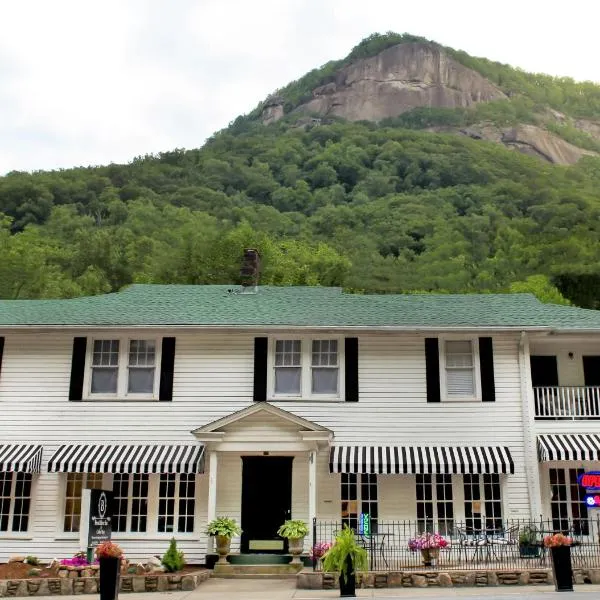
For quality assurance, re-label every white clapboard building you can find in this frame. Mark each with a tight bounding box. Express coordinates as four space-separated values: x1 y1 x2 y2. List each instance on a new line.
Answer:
2 273 600 562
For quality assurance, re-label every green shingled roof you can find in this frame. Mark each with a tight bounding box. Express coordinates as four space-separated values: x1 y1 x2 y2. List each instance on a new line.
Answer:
0 285 600 329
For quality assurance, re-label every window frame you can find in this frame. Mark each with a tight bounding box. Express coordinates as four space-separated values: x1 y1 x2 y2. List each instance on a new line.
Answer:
157 473 197 534
267 336 344 401
438 336 482 402
341 473 378 534
549 467 589 535
112 473 149 534
82 336 162 401
0 472 33 535
463 473 503 532
415 474 454 535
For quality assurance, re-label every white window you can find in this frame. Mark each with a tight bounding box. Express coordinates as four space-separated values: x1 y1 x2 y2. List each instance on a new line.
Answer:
63 473 103 532
549 468 588 535
0 472 32 533
86 338 159 399
270 337 342 399
341 473 378 533
157 474 196 533
416 474 454 535
440 339 481 401
463 474 502 532
112 474 149 533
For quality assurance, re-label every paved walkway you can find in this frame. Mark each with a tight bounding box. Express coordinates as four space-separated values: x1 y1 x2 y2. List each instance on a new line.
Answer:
35 580 600 599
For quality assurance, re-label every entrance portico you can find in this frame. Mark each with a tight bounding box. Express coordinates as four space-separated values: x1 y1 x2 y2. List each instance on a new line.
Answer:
191 403 333 554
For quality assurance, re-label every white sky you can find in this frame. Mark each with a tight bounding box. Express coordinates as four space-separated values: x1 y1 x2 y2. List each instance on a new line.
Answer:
1 0 599 174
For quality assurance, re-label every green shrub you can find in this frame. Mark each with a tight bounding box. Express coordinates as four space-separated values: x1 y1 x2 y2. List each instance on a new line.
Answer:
161 538 185 573
25 556 40 566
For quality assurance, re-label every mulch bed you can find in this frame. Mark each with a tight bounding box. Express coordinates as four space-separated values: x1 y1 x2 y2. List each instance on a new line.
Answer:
0 563 54 580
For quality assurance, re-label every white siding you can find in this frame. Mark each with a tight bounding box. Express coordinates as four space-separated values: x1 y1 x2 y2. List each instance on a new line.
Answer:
0 328 530 560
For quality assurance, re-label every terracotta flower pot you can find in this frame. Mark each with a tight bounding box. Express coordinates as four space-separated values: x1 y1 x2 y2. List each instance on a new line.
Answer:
215 535 231 564
288 536 304 563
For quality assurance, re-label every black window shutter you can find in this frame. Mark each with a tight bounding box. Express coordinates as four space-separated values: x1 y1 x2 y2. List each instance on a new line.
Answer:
159 337 176 401
345 337 359 402
69 337 87 401
425 338 441 403
253 337 268 402
479 336 496 402
0 337 4 379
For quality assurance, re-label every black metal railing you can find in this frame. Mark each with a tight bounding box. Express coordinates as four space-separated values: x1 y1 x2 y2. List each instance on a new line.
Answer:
311 517 600 571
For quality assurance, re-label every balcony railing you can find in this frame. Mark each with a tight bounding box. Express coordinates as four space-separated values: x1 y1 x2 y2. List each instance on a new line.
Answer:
534 386 600 419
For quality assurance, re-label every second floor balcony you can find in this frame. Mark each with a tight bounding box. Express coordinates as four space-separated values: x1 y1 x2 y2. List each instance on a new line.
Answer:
534 386 600 420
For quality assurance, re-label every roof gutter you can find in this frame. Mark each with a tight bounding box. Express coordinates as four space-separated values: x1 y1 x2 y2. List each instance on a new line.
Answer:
0 324 556 332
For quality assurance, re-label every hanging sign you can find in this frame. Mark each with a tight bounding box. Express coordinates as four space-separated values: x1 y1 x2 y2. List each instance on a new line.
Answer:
585 494 600 507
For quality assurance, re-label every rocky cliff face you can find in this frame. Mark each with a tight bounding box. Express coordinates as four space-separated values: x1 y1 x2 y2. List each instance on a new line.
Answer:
453 123 597 165
262 43 506 124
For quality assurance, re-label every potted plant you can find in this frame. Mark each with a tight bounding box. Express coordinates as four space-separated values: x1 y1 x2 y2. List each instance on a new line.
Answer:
310 541 333 567
206 517 242 564
95 541 124 600
519 525 540 558
322 524 368 598
544 533 574 592
408 532 449 567
277 519 309 563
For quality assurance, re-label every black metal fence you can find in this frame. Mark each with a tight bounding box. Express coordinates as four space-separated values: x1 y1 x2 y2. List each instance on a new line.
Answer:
311 518 600 571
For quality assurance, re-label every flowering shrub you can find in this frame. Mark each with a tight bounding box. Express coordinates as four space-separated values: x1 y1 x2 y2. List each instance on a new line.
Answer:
543 533 573 548
60 557 89 567
408 532 449 551
95 541 124 559
309 542 333 559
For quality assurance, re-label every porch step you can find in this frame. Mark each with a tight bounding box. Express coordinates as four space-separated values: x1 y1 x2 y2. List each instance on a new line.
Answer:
212 563 304 578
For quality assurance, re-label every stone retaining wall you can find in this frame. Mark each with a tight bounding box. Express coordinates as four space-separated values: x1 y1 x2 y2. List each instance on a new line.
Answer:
0 570 210 597
298 568 600 589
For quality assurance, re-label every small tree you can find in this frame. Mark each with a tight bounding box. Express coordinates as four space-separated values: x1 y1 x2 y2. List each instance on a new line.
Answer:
161 538 185 573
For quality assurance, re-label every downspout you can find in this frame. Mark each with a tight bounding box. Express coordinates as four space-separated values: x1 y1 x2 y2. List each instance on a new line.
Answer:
519 331 543 519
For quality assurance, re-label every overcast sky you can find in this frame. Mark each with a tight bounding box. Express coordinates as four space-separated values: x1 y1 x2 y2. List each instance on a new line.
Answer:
1 0 599 175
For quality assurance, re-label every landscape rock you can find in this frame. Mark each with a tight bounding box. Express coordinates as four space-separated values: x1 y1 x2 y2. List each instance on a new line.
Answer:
132 576 146 593
181 576 196 591
438 572 453 587
8 556 26 563
411 574 428 587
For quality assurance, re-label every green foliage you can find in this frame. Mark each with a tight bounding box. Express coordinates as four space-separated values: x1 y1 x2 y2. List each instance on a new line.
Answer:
322 525 368 583
161 538 185 572
25 556 40 566
206 517 242 538
277 520 309 539
546 122 600 153
519 526 538 545
509 275 570 305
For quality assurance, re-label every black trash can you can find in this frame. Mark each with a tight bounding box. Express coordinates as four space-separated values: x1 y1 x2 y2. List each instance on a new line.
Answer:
339 555 356 598
550 545 573 592
99 557 121 600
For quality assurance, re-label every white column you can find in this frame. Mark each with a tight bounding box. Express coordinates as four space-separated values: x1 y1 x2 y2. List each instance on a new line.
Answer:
519 332 543 519
207 451 218 552
308 450 317 547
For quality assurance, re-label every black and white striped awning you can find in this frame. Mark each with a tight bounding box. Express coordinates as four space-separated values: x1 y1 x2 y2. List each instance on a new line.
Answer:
329 445 514 475
0 445 43 473
537 434 600 462
47 444 205 474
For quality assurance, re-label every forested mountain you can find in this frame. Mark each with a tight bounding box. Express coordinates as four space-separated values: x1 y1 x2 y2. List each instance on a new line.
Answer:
2 33 600 306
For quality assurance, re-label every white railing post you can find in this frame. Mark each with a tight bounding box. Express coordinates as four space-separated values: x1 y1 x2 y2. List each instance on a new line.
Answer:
534 386 600 419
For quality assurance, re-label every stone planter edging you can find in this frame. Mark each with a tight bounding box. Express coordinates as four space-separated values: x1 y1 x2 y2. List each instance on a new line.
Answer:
0 570 210 597
298 567 600 589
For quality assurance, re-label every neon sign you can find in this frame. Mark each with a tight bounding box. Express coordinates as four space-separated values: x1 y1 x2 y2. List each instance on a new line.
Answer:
585 494 600 507
578 472 600 490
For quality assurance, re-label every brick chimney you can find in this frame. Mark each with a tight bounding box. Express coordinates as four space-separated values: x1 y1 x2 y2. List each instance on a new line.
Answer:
240 248 260 289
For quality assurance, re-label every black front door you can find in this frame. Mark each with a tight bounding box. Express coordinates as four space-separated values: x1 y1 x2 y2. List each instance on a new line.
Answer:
583 356 600 385
530 355 559 386
241 456 293 553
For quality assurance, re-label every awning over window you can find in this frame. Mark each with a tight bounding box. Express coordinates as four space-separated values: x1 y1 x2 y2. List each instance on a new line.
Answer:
47 444 205 474
0 444 43 473
329 445 514 475
537 434 600 462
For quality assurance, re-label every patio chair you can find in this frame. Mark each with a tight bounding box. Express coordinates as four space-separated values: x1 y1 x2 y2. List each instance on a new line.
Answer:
455 525 489 563
486 524 520 562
